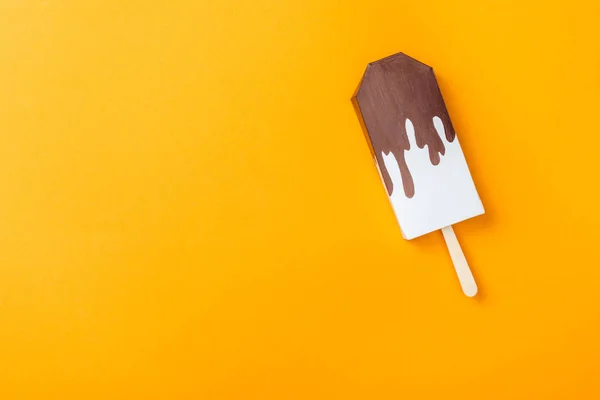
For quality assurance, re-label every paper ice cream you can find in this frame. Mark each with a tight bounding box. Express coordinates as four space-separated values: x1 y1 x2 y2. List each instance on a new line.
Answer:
352 52 484 296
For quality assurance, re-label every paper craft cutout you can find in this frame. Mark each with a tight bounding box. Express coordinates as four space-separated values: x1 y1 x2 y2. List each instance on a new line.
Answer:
352 52 484 296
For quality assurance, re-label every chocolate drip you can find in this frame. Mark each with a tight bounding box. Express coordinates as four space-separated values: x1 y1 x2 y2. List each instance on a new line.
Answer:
353 53 456 198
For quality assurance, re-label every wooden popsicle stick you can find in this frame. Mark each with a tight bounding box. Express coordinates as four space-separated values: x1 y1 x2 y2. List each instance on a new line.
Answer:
441 226 478 297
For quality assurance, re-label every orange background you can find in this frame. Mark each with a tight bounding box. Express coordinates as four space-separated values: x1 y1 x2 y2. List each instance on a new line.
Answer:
1 0 599 398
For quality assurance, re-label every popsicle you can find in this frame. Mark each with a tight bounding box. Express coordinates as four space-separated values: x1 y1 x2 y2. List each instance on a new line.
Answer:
352 52 484 297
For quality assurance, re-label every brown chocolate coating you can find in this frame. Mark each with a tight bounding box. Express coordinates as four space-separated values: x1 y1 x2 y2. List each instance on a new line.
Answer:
352 53 456 198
